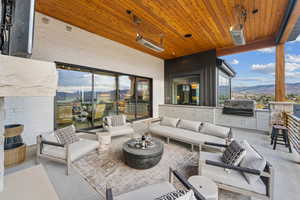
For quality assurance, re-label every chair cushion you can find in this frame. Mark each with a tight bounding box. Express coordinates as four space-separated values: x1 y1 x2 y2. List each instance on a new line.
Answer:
240 140 266 184
150 124 226 145
200 123 230 139
160 117 180 128
55 125 79 145
200 151 266 195
177 119 202 132
69 139 99 161
155 190 195 200
42 139 99 162
115 182 176 200
221 140 246 166
106 124 134 137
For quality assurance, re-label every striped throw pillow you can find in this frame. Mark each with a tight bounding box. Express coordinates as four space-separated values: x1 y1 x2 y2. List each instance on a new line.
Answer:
55 125 79 145
155 190 194 200
221 140 246 166
111 115 126 127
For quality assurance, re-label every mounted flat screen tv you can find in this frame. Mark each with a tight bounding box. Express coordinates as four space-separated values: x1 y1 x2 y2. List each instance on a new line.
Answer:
0 0 35 58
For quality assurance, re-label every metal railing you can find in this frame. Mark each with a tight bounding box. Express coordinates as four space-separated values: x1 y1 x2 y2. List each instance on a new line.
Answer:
284 112 300 154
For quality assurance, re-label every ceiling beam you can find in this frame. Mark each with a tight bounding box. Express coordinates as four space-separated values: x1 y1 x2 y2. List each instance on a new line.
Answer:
216 37 276 57
278 0 300 43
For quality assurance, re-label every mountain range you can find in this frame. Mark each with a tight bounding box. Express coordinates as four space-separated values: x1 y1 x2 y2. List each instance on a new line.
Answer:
233 82 300 95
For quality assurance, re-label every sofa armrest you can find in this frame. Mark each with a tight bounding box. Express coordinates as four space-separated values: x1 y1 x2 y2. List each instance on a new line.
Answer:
204 142 228 148
205 160 261 175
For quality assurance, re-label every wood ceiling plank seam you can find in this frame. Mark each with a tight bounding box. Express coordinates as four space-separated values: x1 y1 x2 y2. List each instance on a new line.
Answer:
194 0 228 47
201 0 232 46
263 0 271 38
246 0 255 41
125 0 192 51
214 0 236 44
267 0 276 36
182 0 222 47
272 1 289 39
171 0 214 49
36 3 169 58
82 0 184 57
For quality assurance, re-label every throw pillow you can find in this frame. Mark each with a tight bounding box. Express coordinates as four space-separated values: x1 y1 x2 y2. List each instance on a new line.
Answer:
177 119 202 132
155 190 194 200
240 140 266 184
160 116 180 128
111 115 126 127
55 125 79 145
221 140 246 166
200 123 230 139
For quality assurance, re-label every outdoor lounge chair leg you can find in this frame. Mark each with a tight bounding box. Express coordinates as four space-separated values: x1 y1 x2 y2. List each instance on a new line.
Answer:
166 137 170 144
191 144 194 152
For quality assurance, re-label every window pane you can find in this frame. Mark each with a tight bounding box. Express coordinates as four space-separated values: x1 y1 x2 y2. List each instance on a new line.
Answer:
118 75 136 120
218 70 231 105
136 78 151 118
172 76 200 105
93 72 117 126
56 69 93 129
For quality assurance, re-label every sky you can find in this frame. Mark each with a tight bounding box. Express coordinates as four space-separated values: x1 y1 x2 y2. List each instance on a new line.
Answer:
221 35 300 88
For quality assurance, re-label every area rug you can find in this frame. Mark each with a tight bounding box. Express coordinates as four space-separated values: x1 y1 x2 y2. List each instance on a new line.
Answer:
72 136 249 200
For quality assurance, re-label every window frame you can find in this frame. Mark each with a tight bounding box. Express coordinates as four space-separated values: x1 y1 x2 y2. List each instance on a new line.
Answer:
54 61 153 130
216 68 232 106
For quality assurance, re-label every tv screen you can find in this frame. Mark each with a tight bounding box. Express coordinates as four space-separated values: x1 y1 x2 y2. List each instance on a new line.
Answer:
0 0 35 58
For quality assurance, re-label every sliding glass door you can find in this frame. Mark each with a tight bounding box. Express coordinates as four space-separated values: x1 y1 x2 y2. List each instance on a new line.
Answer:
93 72 117 126
136 78 151 119
118 75 136 120
55 64 152 130
56 68 93 129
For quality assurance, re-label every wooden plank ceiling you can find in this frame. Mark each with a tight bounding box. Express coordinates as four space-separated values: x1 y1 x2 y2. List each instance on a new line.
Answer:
36 0 289 59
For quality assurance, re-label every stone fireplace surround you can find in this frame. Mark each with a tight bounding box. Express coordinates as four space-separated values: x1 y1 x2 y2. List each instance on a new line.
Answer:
0 55 57 192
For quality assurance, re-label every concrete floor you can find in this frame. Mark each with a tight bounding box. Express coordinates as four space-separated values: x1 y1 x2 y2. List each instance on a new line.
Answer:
4 128 300 200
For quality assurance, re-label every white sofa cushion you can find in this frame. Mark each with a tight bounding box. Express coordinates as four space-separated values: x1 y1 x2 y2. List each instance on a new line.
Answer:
240 140 266 184
160 117 180 128
106 124 134 137
199 151 266 195
115 182 176 200
200 123 230 139
150 124 226 145
177 119 202 132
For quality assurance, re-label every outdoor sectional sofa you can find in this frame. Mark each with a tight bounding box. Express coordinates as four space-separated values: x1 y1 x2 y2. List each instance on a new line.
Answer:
149 117 232 151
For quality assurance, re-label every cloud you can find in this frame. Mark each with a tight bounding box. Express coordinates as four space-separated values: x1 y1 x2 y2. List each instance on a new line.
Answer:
251 63 275 74
234 77 264 82
251 62 300 74
288 35 300 43
230 59 239 65
257 47 275 54
286 72 300 79
286 54 300 63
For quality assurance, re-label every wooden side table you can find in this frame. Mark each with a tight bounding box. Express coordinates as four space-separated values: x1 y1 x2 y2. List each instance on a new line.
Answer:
188 176 218 200
97 132 111 151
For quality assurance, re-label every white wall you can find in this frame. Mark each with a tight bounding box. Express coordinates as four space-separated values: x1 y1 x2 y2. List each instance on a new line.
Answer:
5 12 164 145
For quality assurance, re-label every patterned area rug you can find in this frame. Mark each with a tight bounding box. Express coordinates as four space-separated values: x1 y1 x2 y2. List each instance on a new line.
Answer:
72 136 249 200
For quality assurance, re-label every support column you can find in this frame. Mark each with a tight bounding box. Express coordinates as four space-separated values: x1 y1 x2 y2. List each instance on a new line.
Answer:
0 97 4 192
275 43 286 101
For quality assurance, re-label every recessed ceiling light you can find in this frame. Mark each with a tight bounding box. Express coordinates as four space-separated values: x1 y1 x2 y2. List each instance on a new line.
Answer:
126 10 132 15
184 34 192 38
252 9 258 14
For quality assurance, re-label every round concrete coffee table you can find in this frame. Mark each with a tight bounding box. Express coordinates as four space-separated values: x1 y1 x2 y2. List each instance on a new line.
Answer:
188 176 218 200
123 138 164 169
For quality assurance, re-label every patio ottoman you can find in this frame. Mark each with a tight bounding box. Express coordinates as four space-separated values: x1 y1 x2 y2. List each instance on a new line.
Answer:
188 176 218 200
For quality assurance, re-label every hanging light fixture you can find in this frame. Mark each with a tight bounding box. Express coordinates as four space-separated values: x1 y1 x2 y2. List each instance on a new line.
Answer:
230 5 247 46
